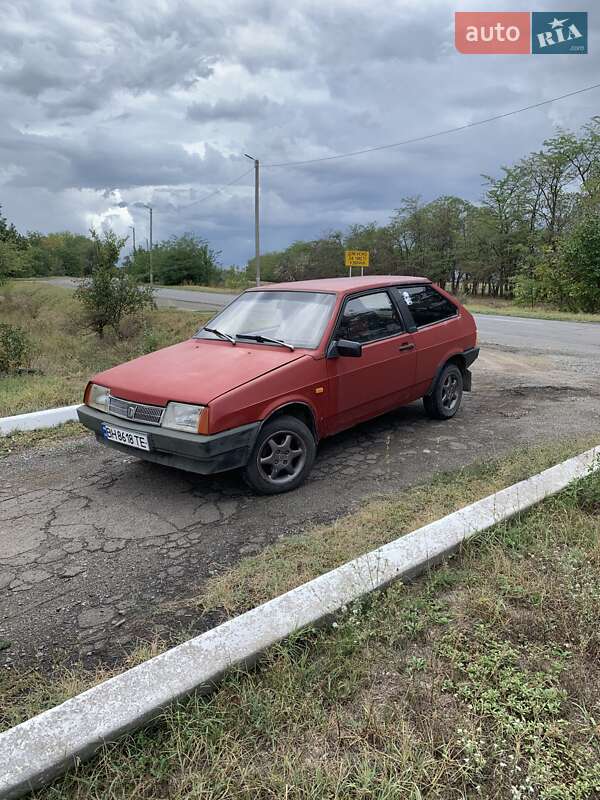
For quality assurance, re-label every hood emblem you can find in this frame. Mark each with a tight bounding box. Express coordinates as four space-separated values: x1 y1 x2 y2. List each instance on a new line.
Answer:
127 406 136 419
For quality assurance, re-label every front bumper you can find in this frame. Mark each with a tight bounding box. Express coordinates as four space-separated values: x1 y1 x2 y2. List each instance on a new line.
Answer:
77 406 261 475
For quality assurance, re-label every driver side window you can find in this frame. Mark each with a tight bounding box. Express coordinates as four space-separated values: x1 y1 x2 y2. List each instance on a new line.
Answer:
337 291 404 343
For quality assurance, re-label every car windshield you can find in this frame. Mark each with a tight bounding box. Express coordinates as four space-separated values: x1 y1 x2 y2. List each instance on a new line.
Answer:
194 290 336 349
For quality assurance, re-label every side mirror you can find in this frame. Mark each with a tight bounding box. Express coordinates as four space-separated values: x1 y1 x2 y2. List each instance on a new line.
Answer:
327 339 363 358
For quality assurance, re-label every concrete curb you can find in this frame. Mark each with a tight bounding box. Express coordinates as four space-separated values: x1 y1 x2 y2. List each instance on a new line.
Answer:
0 405 79 437
0 445 598 799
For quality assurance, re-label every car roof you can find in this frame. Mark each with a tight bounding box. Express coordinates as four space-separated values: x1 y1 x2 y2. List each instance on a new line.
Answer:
245 276 431 294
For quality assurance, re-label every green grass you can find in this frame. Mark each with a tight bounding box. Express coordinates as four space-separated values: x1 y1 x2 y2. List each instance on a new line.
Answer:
0 282 211 416
464 297 600 324
154 283 240 294
2 438 600 799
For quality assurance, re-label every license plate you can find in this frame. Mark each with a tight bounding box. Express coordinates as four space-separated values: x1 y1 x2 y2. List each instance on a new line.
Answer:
100 423 150 451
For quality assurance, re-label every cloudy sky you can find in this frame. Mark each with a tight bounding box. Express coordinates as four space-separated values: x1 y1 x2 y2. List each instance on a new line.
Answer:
0 0 598 265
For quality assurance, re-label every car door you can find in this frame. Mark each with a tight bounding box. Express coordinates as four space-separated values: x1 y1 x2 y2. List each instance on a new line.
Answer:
325 290 417 434
392 284 462 396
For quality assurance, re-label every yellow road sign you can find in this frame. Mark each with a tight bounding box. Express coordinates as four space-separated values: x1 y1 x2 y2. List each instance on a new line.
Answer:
344 250 369 268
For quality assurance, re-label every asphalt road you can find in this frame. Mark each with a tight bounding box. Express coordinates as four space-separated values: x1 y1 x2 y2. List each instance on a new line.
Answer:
42 277 235 310
475 313 600 357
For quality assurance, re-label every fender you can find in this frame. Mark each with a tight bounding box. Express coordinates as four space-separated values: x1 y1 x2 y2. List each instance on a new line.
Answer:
258 398 321 442
425 347 480 395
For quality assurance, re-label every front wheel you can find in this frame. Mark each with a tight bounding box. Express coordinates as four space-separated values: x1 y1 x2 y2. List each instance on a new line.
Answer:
243 415 316 494
423 363 463 420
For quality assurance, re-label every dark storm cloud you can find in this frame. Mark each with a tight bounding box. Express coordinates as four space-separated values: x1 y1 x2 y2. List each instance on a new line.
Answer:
0 0 598 264
0 63 68 97
0 124 245 192
187 95 276 122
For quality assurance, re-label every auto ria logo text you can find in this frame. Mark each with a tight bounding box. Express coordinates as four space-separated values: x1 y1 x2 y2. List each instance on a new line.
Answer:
455 11 588 55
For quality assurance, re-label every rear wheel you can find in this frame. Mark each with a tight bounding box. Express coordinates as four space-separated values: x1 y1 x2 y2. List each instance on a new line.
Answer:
243 415 316 494
423 363 463 420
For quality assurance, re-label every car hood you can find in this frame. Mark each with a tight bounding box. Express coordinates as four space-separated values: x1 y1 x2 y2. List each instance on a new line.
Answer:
92 339 308 406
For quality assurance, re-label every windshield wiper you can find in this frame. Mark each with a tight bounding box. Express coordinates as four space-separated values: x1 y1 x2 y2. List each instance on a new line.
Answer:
204 326 236 345
236 333 295 351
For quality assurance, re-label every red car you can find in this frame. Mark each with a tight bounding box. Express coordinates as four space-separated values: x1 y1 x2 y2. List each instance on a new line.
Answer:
78 277 478 494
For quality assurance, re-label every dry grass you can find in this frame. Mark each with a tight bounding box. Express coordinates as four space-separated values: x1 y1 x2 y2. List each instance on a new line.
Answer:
1 439 599 799
0 421 89 458
0 282 212 416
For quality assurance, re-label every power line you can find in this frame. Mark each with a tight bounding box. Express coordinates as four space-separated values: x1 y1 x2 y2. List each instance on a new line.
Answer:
163 81 600 228
178 166 254 210
264 82 600 168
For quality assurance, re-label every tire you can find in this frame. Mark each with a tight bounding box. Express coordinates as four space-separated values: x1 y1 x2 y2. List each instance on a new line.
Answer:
423 363 463 420
243 415 317 494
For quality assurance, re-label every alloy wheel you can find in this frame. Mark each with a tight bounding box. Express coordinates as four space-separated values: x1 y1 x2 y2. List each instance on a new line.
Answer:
441 373 460 410
257 430 307 485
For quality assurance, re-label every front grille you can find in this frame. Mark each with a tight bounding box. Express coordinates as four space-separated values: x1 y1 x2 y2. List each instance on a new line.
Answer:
108 396 164 426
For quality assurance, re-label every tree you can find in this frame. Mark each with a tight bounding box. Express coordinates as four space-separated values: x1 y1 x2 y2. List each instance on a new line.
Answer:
520 148 576 245
478 170 532 296
389 197 431 276
344 222 398 275
26 231 94 277
557 215 600 312
0 241 28 284
0 205 27 249
246 251 283 282
273 233 345 281
0 205 29 284
128 234 221 285
76 230 154 337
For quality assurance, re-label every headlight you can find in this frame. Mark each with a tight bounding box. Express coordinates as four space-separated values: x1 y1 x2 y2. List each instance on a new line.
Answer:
86 383 110 412
162 402 205 433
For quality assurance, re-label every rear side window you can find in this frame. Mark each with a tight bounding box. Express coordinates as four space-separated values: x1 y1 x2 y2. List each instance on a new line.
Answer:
395 285 457 327
337 291 404 343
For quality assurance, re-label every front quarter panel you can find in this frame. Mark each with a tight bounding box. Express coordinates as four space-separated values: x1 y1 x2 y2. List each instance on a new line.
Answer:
208 353 329 436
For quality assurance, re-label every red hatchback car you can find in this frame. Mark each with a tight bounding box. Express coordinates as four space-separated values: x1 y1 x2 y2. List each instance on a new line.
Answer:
78 277 478 494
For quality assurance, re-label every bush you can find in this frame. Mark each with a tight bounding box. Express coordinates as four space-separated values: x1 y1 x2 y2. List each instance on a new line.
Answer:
75 230 155 338
222 266 250 290
0 323 31 374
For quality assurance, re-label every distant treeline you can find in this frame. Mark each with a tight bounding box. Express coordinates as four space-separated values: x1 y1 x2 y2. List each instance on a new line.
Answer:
0 221 96 281
0 216 235 288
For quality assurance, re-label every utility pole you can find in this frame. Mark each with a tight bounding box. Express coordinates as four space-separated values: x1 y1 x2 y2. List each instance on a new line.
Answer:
244 154 260 286
129 225 136 254
143 204 153 287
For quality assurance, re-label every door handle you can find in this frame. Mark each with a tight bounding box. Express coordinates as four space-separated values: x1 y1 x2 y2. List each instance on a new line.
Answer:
398 342 415 352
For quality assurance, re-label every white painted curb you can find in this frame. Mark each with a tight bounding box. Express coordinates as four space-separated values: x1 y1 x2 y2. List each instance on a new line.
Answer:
0 445 598 799
0 405 79 436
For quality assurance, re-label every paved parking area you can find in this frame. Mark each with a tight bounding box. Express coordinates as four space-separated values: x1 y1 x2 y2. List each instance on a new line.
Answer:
2 337 600 668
